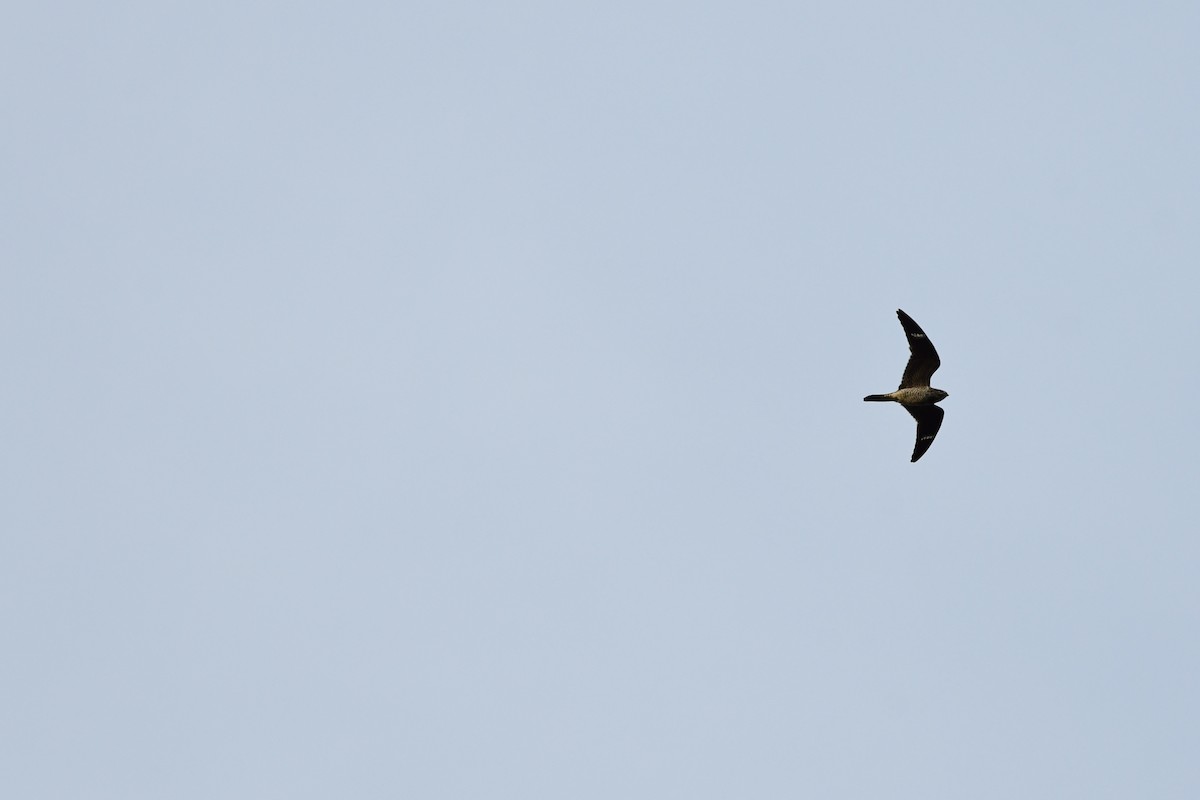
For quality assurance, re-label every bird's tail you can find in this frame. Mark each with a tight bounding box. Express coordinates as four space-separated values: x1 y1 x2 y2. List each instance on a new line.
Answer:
862 394 892 402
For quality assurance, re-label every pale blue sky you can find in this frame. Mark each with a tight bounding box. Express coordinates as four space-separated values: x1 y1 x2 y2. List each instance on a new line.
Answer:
4 2 1200 797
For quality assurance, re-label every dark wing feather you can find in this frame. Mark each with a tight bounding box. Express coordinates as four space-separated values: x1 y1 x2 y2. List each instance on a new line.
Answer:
905 404 944 462
896 309 941 389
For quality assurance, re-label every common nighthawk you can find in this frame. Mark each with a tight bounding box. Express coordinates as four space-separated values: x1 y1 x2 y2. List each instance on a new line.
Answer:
864 309 949 462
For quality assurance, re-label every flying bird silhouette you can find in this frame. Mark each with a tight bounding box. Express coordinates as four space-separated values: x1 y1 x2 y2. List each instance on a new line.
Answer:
863 309 949 462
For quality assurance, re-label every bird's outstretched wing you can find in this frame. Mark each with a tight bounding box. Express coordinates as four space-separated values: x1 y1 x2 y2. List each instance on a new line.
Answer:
896 309 941 389
905 404 944 462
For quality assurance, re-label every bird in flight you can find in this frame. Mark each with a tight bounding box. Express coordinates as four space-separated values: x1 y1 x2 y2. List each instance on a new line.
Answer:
863 309 949 462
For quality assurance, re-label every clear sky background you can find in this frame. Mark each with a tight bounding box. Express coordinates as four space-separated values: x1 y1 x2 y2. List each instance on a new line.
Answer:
4 2 1199 797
